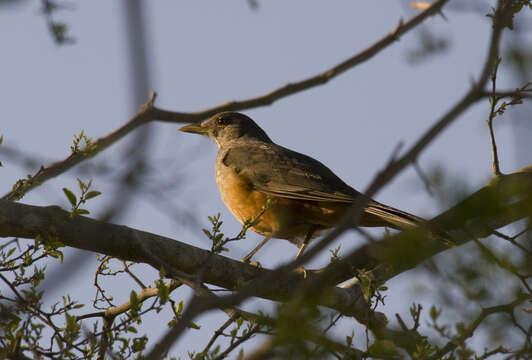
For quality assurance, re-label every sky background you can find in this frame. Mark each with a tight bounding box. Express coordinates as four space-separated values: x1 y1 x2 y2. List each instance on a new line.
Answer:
1 0 531 356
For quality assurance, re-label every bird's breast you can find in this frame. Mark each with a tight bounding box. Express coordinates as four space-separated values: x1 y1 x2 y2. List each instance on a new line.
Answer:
215 163 275 235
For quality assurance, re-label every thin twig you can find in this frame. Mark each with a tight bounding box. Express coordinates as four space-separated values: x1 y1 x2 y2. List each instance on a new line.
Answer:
493 229 532 256
201 315 239 355
487 58 503 176
429 295 531 360
414 160 434 195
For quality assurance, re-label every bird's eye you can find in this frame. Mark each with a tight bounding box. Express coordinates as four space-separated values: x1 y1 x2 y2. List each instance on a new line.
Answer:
216 117 231 126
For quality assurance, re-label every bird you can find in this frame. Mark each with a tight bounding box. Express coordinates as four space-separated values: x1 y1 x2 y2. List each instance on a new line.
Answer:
179 112 423 261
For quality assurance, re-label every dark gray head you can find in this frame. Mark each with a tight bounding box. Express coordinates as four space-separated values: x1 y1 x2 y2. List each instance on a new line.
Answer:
179 112 272 147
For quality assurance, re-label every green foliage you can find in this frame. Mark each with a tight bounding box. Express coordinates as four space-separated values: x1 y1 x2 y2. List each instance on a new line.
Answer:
41 0 76 45
156 280 170 305
204 213 226 253
131 335 148 353
329 244 341 263
190 315 267 360
10 173 38 201
70 130 96 155
0 237 88 359
205 197 276 255
368 339 399 358
167 300 200 330
62 178 101 217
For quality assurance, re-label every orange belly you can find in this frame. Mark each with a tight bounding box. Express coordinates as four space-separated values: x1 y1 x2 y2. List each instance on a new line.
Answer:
216 169 349 244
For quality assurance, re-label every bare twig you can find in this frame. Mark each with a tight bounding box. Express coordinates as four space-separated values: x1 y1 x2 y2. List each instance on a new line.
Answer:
414 160 434 195
429 295 531 360
201 315 239 356
487 58 503 176
493 229 532 256
121 260 147 289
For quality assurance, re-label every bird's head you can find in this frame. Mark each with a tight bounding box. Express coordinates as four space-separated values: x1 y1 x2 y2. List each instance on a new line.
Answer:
179 112 272 147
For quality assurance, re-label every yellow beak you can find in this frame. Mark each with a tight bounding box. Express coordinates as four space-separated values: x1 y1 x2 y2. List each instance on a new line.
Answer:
178 124 208 135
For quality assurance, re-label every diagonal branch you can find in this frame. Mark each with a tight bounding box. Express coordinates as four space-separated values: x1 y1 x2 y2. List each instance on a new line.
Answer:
429 295 532 360
2 0 448 202
323 166 532 287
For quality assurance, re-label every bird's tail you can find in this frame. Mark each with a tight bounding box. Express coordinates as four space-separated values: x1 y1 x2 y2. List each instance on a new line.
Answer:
362 200 424 231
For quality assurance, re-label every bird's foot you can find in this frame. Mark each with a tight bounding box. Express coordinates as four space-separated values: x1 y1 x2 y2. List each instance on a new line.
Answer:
248 260 262 268
295 266 307 279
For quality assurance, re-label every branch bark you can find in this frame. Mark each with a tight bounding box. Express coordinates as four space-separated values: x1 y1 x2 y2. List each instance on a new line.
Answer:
0 199 378 323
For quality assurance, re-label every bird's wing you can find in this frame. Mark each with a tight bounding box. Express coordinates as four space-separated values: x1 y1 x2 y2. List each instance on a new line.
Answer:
220 142 363 203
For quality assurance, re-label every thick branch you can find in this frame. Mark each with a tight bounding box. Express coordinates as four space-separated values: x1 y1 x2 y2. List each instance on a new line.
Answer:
322 166 532 286
0 199 375 322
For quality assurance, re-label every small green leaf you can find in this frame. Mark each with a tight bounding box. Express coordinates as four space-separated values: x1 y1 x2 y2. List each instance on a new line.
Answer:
130 290 139 313
176 300 184 314
77 178 86 191
7 247 16 257
126 326 138 333
63 188 77 206
368 339 399 358
346 333 353 347
85 191 101 200
429 305 441 320
236 316 244 328
48 250 64 263
187 321 200 330
157 281 169 304
74 208 90 215
132 336 148 353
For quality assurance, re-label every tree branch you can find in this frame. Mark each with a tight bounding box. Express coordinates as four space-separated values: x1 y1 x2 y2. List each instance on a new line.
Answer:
429 295 531 360
0 199 376 322
323 166 532 287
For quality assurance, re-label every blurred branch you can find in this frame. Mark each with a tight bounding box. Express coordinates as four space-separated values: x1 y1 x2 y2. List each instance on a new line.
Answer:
2 0 448 202
41 0 76 45
324 165 532 286
429 295 532 360
481 86 532 100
